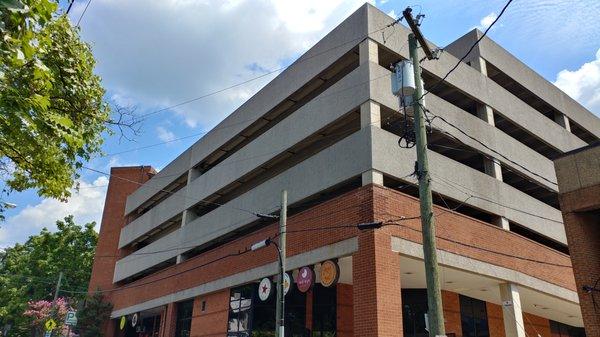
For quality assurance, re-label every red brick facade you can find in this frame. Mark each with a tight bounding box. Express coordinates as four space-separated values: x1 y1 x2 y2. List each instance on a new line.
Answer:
558 184 600 337
90 174 580 337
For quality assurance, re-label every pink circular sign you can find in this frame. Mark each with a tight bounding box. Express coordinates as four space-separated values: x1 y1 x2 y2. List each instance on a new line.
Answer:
296 267 314 293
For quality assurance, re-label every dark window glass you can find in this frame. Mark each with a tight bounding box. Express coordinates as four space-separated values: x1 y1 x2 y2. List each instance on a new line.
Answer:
175 300 194 337
402 289 429 337
550 320 586 337
459 295 489 337
312 284 336 337
228 284 254 337
227 282 307 337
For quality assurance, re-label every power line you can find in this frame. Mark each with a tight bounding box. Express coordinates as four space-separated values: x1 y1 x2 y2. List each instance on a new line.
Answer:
125 18 403 124
76 0 92 27
416 0 514 102
431 173 563 224
424 107 558 186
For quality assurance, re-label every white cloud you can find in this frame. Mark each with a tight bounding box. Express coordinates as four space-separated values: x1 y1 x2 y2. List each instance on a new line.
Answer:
0 176 109 248
477 12 497 30
553 48 600 116
156 126 177 142
70 0 371 129
387 10 397 19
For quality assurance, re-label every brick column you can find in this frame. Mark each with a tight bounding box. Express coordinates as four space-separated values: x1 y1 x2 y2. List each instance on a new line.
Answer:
352 229 402 337
161 302 178 337
337 284 354 337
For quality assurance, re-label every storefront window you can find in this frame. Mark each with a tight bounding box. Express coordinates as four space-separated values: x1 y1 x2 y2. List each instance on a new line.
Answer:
228 285 254 336
550 320 586 337
459 295 490 337
402 289 429 337
227 282 307 337
312 284 336 337
175 300 194 337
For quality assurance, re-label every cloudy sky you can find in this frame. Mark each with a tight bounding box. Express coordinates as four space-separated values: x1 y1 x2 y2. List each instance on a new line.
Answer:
1 0 599 247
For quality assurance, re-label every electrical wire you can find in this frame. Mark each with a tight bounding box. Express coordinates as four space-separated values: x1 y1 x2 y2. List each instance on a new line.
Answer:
423 106 558 186
431 172 563 224
415 0 514 102
127 17 404 123
75 0 92 27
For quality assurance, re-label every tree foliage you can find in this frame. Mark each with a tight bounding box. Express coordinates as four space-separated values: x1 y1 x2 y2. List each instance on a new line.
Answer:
0 0 129 207
76 292 113 337
0 216 98 337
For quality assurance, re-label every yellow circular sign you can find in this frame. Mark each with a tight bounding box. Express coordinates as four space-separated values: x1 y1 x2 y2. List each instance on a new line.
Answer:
320 260 339 287
45 319 57 331
119 316 126 330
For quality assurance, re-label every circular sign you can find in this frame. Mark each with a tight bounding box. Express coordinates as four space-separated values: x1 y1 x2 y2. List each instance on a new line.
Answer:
283 273 291 295
258 277 272 301
320 260 340 287
119 316 126 330
131 313 138 328
45 319 57 331
296 267 314 293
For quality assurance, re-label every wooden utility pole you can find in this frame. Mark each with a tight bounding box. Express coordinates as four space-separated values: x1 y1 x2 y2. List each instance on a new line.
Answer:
403 7 446 337
275 190 287 337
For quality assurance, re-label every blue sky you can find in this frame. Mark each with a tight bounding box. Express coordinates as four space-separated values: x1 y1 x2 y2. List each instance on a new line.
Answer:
1 0 599 247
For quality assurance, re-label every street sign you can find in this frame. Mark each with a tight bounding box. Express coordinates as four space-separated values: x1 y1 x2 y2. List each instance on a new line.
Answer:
44 331 51 337
44 319 57 331
119 316 126 330
65 310 77 326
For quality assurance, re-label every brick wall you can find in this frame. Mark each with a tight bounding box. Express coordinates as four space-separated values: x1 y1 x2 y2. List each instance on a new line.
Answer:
559 183 600 337
189 290 230 337
337 283 354 337
86 166 155 337
442 290 463 336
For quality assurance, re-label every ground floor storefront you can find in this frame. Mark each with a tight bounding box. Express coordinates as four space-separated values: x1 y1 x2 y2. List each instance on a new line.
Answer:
110 256 585 337
102 185 586 337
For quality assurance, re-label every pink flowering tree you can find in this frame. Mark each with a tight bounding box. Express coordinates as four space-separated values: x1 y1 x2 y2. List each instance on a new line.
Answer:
23 297 75 336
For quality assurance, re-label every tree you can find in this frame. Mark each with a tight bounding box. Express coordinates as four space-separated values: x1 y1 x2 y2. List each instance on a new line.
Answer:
76 292 113 337
24 298 75 337
0 216 98 337
0 0 138 213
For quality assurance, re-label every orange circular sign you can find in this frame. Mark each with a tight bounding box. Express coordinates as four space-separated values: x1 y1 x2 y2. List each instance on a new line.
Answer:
320 260 339 287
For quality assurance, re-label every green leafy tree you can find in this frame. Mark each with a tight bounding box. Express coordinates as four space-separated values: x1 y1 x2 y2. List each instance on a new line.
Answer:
76 292 113 337
0 0 137 213
0 216 98 337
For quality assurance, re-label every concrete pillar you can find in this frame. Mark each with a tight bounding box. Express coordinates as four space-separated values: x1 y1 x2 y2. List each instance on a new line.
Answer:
353 230 403 337
554 112 571 132
359 38 378 65
362 170 384 186
360 100 381 128
499 283 526 337
477 104 495 126
484 157 503 181
471 56 488 76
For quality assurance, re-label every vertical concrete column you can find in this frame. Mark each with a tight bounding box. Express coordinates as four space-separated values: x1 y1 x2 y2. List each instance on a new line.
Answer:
471 56 488 76
360 100 384 186
499 283 526 337
476 102 509 230
352 229 403 337
359 38 378 65
554 112 572 132
178 168 201 264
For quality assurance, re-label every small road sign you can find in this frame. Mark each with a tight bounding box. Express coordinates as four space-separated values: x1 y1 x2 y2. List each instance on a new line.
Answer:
44 319 57 331
44 331 51 337
65 310 77 326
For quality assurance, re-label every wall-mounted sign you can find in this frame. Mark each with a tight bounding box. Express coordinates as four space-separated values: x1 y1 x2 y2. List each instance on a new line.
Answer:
283 273 291 295
119 316 126 330
296 266 314 293
258 277 273 301
131 313 138 328
320 260 339 287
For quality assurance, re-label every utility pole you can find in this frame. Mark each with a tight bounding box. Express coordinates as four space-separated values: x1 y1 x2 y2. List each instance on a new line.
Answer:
53 272 63 303
403 7 446 337
275 190 287 337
